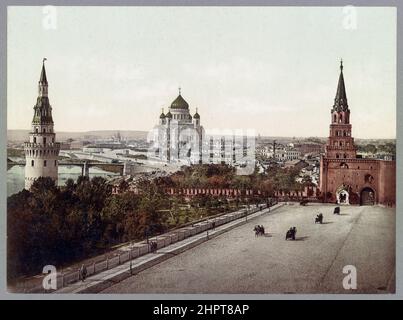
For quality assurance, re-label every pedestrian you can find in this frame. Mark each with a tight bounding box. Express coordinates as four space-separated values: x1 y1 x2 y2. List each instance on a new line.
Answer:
80 264 87 282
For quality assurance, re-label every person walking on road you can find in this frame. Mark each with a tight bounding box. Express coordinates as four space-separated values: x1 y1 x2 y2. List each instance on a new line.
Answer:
80 264 87 282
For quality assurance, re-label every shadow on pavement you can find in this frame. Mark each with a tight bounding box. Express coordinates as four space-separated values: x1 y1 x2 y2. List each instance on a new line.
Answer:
295 236 309 241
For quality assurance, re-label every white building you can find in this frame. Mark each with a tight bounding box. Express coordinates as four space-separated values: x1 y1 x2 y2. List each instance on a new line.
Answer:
152 90 204 164
24 59 60 189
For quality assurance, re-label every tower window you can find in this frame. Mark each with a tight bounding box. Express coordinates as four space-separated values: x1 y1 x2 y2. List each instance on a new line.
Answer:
340 162 349 169
43 137 46 144
31 160 34 167
44 160 47 167
54 160 57 166
35 128 38 133
33 137 36 143
43 128 46 133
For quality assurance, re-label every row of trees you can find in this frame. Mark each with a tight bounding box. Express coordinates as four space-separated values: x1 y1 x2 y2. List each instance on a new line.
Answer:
7 177 169 280
155 163 305 193
357 142 396 155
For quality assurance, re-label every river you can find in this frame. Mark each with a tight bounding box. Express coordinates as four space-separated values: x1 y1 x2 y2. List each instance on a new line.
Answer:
7 165 120 197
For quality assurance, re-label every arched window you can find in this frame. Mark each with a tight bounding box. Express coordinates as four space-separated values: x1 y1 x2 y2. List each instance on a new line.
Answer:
44 160 47 167
333 114 337 123
343 154 347 158
33 137 36 143
43 137 46 144
43 128 46 133
35 127 38 133
31 160 34 167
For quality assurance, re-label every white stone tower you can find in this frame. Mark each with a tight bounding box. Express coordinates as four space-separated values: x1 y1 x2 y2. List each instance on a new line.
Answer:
24 58 60 189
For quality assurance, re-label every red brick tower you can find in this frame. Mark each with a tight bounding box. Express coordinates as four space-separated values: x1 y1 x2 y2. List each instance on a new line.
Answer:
325 60 357 159
319 60 395 206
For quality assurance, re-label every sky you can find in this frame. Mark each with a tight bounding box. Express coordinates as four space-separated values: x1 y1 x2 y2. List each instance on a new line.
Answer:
7 6 396 139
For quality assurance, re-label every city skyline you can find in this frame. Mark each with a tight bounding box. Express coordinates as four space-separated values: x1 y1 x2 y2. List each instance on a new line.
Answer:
7 6 396 139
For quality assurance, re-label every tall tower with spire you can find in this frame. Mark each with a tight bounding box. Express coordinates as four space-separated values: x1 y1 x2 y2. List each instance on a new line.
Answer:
24 59 60 189
319 60 395 206
325 60 357 160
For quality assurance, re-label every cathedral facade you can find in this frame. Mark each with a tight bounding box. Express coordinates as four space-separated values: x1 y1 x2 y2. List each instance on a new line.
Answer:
319 61 395 206
153 90 204 164
24 59 60 189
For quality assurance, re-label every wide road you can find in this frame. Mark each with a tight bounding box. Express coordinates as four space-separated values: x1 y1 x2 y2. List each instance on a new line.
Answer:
103 204 395 294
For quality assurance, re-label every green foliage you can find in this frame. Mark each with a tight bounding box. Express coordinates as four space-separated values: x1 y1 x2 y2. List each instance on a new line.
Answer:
377 142 396 155
7 176 168 280
157 163 302 194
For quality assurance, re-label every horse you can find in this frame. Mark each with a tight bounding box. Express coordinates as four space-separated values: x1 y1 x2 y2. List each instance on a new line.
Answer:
253 225 265 237
285 227 296 240
315 213 323 224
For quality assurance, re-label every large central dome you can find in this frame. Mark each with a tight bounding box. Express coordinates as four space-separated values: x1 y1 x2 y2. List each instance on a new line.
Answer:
170 94 189 109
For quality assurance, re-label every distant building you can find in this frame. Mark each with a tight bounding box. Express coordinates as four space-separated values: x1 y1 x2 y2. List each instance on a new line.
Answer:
259 145 300 161
69 140 84 150
151 90 254 171
319 61 395 206
24 59 60 189
152 89 204 164
294 143 324 155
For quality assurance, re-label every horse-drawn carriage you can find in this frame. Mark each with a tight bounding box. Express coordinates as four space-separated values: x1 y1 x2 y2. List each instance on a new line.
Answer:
285 227 297 240
253 225 265 237
315 213 323 224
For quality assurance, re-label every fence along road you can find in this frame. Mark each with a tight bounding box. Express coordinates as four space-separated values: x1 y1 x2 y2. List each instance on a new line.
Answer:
55 202 284 293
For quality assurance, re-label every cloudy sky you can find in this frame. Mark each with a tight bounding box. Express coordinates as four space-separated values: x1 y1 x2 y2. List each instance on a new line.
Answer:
7 6 396 138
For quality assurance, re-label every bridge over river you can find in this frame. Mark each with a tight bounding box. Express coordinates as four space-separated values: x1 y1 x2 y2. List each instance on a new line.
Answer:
8 159 130 176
